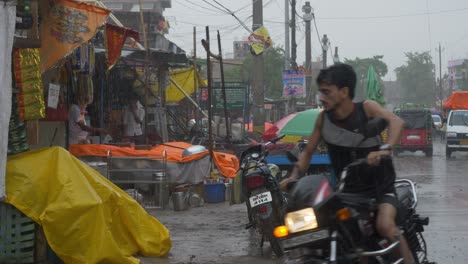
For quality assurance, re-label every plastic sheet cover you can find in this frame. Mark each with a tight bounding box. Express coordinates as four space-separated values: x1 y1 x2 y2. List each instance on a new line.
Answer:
5 147 171 263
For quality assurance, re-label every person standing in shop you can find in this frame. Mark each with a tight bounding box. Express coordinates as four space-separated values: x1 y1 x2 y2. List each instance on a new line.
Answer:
68 95 107 144
122 93 145 145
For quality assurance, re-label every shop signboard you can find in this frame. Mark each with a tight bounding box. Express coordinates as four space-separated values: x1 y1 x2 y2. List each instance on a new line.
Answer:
200 83 247 110
282 70 305 98
213 86 246 110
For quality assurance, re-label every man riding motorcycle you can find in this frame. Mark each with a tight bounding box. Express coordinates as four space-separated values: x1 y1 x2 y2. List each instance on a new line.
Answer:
280 63 414 264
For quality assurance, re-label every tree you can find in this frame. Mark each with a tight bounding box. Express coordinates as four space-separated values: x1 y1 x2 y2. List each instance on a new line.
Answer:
224 46 285 100
395 52 434 106
344 56 388 101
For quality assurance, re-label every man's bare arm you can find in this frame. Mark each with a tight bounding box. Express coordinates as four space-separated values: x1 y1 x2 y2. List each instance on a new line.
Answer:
292 111 324 179
363 100 404 148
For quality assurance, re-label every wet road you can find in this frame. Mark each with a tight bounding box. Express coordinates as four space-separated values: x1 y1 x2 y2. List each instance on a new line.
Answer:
395 140 468 264
141 139 468 264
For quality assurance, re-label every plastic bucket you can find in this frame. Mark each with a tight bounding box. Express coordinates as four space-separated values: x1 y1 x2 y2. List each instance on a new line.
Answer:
204 183 226 203
172 192 189 211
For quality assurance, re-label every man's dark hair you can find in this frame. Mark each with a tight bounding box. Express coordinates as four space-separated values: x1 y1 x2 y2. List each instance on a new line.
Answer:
316 63 357 99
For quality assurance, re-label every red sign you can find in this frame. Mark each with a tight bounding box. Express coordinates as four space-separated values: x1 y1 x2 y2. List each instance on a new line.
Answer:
105 23 139 70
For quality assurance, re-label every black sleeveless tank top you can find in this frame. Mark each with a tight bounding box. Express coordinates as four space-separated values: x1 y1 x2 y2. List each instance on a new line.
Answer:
321 102 395 194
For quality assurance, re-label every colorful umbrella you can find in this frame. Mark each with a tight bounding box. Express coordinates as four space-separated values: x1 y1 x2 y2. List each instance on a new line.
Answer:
262 109 322 141
245 122 274 132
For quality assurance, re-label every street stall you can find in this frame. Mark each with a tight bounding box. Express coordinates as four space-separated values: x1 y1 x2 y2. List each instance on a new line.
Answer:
1 0 183 263
69 142 240 207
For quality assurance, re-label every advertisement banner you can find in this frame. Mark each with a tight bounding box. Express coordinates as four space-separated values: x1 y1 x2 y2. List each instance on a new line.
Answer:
39 0 110 72
282 70 306 98
248 26 272 55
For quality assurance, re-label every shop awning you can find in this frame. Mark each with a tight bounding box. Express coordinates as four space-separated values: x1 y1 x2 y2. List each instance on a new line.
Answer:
96 33 187 65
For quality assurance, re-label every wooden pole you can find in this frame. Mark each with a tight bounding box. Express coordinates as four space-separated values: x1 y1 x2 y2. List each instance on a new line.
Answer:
193 26 198 128
205 27 213 158
138 0 150 144
217 30 231 143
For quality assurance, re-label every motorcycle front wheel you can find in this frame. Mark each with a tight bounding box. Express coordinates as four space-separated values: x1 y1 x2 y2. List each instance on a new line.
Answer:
268 233 284 257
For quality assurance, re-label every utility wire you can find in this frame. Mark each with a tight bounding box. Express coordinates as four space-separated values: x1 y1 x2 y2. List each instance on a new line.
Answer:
200 0 230 14
318 7 468 20
210 0 253 33
181 0 226 15
313 16 324 51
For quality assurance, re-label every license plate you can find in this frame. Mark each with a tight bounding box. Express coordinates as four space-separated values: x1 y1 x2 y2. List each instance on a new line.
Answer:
407 135 421 140
282 229 328 249
461 141 468 145
249 191 272 207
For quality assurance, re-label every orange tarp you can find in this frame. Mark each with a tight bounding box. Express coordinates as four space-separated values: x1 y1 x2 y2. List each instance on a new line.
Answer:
69 142 239 178
443 91 468 110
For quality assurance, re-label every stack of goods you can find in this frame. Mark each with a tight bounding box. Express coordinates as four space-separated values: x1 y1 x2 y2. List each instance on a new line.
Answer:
13 48 45 120
8 95 29 155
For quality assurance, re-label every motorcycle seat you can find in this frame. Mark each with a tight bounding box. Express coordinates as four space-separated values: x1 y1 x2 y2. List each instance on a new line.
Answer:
395 185 414 209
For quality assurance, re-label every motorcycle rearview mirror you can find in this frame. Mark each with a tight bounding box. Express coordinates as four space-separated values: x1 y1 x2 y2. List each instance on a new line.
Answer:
362 118 388 138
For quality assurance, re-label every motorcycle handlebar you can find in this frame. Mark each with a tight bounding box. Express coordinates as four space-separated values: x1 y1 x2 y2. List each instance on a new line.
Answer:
265 134 285 146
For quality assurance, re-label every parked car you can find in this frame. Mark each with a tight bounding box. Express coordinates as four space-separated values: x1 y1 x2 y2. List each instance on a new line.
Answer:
432 114 442 129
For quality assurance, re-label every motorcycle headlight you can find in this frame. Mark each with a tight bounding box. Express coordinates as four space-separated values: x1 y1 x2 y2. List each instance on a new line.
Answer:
446 132 457 138
285 208 318 233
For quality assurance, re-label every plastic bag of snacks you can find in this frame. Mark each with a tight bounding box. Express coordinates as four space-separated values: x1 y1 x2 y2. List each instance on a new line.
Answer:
13 48 45 120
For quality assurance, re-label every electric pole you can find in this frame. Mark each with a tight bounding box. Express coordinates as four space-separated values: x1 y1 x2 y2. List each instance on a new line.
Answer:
291 0 297 70
289 0 297 114
438 43 443 110
252 0 265 133
333 46 340 64
284 0 290 69
302 2 313 107
321 34 329 68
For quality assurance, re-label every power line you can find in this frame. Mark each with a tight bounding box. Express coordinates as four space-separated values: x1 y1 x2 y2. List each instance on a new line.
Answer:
318 7 468 20
180 0 227 15
200 0 230 14
313 16 324 51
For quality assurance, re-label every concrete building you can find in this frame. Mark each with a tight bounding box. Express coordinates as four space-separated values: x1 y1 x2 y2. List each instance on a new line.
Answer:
233 41 250 60
101 0 180 52
447 59 468 92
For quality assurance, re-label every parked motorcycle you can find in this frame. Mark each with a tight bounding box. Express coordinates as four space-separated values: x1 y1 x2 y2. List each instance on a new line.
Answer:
238 134 288 257
274 119 434 264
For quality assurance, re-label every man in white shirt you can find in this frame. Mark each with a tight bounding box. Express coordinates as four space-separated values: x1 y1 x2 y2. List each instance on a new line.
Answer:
68 95 106 144
123 94 145 144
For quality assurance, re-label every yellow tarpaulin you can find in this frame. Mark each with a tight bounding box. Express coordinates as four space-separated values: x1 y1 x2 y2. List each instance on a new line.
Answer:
166 67 206 103
5 147 171 264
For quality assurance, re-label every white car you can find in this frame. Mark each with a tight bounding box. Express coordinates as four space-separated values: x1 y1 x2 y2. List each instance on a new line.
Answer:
432 115 442 129
446 110 468 158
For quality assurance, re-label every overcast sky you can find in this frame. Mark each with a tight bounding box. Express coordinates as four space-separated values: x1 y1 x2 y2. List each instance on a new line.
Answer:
164 0 468 80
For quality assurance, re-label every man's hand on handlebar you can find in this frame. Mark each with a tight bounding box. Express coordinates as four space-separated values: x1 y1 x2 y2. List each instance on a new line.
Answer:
280 177 296 192
280 163 303 191
367 150 391 166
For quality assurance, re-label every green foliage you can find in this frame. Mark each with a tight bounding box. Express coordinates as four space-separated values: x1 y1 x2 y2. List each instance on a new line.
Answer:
344 56 388 101
395 52 434 106
223 46 285 99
